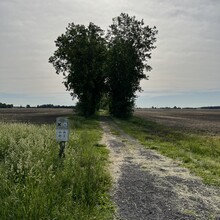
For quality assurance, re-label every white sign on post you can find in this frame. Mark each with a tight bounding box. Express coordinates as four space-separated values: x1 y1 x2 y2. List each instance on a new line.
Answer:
56 117 69 142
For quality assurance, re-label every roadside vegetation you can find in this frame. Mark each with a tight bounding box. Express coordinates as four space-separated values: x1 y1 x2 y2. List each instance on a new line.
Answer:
114 116 220 186
0 116 113 219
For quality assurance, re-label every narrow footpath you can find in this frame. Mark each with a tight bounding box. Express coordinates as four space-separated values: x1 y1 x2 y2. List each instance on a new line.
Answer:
100 116 220 220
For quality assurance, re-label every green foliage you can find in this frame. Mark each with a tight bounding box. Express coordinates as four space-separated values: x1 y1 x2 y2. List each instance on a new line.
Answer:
49 23 107 117
114 116 220 186
106 13 158 118
99 94 110 111
0 102 13 108
49 13 158 118
0 117 113 219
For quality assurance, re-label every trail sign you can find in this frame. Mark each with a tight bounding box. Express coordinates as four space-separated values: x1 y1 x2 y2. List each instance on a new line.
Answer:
56 117 69 142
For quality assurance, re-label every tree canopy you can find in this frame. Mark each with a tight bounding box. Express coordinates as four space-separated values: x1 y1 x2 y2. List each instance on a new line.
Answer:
49 13 158 117
106 13 158 117
49 22 107 116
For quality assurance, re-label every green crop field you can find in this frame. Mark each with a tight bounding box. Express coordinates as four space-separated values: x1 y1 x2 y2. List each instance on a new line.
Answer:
0 112 113 219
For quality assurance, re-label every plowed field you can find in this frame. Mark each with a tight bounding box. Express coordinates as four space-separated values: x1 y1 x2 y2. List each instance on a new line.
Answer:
135 109 220 135
0 108 73 124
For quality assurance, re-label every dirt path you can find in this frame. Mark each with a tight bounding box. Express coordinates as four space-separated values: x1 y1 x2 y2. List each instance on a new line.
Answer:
100 116 220 220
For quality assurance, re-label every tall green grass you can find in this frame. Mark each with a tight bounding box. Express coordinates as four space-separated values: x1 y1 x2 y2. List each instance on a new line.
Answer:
0 116 113 219
114 116 220 186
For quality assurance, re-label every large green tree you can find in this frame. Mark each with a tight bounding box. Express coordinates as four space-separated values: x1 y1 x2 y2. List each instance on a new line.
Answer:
106 13 158 118
49 22 107 116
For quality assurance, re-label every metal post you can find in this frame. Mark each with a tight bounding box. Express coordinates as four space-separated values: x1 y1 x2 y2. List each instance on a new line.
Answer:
59 141 66 158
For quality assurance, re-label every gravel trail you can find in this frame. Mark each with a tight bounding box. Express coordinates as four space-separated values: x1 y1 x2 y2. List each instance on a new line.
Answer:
100 116 220 220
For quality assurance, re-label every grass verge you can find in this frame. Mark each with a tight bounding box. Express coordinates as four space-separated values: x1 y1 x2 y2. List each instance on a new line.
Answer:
0 115 113 219
113 116 220 186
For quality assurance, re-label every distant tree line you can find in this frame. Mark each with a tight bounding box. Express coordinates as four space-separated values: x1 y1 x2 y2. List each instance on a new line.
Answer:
139 106 220 110
200 106 220 109
49 13 158 118
36 104 74 109
0 102 13 108
0 103 74 109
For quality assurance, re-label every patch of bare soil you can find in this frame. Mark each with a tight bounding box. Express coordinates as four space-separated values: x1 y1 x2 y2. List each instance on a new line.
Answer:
0 108 74 124
100 116 220 220
134 109 220 135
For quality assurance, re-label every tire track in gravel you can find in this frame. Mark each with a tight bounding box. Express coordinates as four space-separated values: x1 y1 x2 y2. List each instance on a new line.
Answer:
100 116 220 220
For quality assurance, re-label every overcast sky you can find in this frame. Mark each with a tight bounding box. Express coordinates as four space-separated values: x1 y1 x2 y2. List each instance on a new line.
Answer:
0 0 219 107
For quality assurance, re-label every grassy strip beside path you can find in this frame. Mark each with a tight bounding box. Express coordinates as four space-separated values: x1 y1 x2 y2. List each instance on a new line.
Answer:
0 116 113 219
114 116 220 187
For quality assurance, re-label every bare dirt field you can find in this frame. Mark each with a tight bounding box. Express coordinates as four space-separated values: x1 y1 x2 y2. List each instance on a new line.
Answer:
0 108 74 124
134 109 220 135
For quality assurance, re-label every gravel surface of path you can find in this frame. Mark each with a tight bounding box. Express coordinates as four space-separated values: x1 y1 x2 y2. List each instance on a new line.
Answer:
100 116 220 220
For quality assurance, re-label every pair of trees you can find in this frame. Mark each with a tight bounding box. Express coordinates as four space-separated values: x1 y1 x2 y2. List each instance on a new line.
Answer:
49 13 158 118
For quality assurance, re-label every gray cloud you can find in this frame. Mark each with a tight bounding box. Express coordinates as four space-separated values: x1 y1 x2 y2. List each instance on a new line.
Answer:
0 0 219 106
